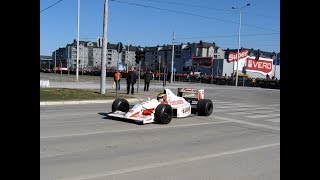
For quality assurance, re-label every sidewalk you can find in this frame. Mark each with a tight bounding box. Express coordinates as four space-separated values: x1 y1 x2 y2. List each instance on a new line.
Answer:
40 88 161 106
40 98 141 106
40 72 217 106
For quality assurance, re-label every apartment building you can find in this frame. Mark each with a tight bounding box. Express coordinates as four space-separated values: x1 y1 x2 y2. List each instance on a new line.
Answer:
142 41 225 74
52 40 140 71
50 40 279 79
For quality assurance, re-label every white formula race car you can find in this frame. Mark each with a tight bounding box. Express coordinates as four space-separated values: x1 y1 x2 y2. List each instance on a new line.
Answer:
107 88 213 124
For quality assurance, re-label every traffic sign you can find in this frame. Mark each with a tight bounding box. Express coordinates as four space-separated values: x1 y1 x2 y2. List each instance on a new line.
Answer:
173 68 176 73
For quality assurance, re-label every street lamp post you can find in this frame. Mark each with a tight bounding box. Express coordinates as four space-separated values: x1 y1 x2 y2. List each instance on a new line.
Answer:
232 3 250 87
272 52 278 78
170 31 175 84
158 55 161 83
76 0 80 82
54 50 56 74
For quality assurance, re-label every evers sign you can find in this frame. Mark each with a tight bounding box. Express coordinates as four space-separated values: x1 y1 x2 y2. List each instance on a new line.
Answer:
246 57 273 75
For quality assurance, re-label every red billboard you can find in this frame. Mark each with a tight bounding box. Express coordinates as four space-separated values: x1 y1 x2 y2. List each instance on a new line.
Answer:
228 49 249 62
246 57 273 75
192 57 213 67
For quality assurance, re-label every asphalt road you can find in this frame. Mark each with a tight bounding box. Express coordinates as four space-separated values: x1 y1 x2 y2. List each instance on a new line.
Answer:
40 72 280 180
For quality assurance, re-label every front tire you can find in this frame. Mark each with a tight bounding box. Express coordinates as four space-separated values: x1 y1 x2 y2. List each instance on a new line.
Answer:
197 99 213 116
112 98 129 112
154 104 173 124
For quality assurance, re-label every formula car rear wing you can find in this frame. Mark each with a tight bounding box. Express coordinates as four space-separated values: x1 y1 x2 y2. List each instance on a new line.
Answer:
177 88 204 101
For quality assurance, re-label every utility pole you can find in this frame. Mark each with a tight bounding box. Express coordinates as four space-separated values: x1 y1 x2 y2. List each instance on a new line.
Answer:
163 66 166 87
233 3 250 86
67 46 70 75
76 0 80 82
170 31 175 83
158 55 161 83
235 9 241 87
211 63 214 84
116 52 120 97
100 0 108 94
274 52 278 78
54 50 56 74
60 61 62 82
216 59 219 76
127 40 130 73
82 51 84 75
137 60 141 93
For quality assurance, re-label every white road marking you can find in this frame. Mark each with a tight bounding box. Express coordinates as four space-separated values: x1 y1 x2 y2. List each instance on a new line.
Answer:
266 104 280 107
214 105 239 109
251 107 275 110
40 148 91 159
234 105 261 108
265 118 280 123
40 122 108 128
252 110 277 114
214 108 253 112
40 121 231 140
62 143 280 180
214 116 280 131
212 101 234 104
246 114 280 119
226 112 250 115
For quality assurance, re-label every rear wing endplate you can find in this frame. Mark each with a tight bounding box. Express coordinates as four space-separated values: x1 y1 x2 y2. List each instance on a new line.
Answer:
177 88 204 100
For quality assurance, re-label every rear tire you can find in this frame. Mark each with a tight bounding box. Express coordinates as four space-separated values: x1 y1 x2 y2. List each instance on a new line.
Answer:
154 104 173 124
197 99 213 116
112 98 129 112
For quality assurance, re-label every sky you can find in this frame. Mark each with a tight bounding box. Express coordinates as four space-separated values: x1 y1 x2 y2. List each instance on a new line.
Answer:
40 0 280 56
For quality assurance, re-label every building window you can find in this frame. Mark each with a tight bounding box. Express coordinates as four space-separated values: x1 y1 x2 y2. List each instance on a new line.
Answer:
108 62 111 64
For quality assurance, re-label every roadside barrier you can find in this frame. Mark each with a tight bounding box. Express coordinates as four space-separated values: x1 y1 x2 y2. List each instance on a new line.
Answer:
40 80 50 87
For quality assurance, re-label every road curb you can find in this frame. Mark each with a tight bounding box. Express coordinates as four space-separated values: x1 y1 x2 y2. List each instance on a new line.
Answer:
40 98 141 106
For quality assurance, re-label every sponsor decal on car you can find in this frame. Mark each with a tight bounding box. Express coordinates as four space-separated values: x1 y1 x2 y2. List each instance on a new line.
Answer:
182 106 191 113
171 99 184 106
180 88 199 93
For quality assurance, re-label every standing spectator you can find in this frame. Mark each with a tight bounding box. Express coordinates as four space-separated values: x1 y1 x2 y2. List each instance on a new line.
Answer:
144 70 152 91
126 67 137 95
266 74 270 80
114 70 121 90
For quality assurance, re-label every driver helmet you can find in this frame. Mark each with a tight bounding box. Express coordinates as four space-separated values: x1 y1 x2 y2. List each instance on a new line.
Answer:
157 93 167 101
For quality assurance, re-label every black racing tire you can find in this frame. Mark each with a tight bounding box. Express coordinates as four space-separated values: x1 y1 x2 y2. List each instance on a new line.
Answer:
112 98 129 112
197 99 213 116
154 104 173 124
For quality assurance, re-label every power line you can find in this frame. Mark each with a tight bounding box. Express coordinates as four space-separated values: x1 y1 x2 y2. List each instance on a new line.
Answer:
176 33 280 40
111 0 279 32
141 0 278 19
40 0 64 13
142 0 234 13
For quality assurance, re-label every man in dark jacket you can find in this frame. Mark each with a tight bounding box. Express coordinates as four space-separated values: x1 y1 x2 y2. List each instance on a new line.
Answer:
126 67 137 95
144 71 152 91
